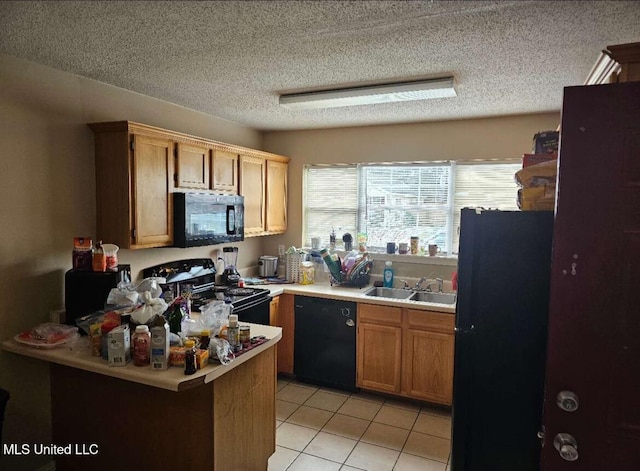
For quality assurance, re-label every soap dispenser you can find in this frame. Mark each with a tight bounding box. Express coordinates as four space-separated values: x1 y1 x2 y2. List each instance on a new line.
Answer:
383 261 394 288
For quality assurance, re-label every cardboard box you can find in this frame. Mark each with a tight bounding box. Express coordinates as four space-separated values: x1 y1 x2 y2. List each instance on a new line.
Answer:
518 187 556 211
522 153 557 168
169 346 209 369
532 131 559 154
107 324 130 367
150 323 170 371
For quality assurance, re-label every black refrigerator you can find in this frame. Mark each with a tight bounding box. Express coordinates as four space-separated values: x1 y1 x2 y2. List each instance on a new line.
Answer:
451 208 554 471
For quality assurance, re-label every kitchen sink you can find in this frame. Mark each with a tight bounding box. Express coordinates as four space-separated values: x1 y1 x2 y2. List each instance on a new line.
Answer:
410 291 457 305
362 287 414 300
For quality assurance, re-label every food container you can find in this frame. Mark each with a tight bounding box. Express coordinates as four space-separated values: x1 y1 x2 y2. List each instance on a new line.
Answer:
258 256 278 277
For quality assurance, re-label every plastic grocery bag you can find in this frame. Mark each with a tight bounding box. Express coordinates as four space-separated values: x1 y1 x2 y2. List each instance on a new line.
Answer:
106 277 166 306
188 301 232 337
130 291 168 326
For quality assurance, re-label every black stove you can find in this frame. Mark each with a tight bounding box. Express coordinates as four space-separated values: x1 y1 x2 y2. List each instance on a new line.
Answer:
142 258 271 324
190 285 270 313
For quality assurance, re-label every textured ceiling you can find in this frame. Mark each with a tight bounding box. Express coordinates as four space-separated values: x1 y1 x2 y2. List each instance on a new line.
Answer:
1 1 639 131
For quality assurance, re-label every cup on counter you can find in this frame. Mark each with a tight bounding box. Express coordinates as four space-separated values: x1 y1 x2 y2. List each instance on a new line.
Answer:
428 244 439 256
410 237 420 255
386 242 398 254
398 242 409 254
311 237 321 250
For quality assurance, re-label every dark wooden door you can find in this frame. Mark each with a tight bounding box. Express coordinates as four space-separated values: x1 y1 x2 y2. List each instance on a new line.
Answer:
541 82 640 469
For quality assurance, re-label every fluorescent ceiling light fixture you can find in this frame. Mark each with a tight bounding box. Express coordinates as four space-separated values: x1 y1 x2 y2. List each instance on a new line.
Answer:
279 77 456 110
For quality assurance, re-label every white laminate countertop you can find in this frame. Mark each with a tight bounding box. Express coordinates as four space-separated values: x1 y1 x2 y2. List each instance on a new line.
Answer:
2 323 282 392
260 282 456 314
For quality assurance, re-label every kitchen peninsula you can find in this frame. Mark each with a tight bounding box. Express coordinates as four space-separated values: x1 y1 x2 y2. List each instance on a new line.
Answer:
2 323 282 471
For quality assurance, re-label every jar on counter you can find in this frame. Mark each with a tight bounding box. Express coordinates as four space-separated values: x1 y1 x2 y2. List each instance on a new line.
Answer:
132 325 151 367
239 325 251 350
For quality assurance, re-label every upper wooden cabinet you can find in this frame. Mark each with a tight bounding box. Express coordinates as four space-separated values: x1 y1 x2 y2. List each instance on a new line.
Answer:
240 153 289 237
240 154 266 236
266 159 288 233
175 142 210 190
89 121 289 248
212 149 239 194
89 122 175 249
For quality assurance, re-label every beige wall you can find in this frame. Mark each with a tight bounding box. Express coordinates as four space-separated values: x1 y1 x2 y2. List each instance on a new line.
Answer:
0 53 266 471
262 112 560 278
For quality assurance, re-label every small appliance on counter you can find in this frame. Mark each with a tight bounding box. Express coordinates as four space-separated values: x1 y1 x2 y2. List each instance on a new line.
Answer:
64 265 131 326
219 247 240 286
258 256 278 278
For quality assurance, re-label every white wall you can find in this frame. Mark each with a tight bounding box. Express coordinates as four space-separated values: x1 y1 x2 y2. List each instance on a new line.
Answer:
0 53 265 471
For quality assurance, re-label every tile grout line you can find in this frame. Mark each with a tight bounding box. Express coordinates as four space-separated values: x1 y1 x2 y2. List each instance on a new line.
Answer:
276 378 452 470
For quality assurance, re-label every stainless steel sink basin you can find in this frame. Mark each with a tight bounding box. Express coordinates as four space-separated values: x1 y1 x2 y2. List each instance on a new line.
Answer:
410 291 457 304
362 287 414 299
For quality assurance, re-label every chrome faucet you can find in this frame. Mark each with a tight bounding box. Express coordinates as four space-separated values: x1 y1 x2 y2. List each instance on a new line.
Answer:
424 278 444 293
415 277 428 290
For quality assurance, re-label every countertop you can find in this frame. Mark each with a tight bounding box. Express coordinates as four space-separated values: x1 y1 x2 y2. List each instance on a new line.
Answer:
2 323 282 392
260 281 456 314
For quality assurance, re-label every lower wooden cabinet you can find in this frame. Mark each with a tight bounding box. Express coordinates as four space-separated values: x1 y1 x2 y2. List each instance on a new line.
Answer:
356 303 455 405
270 293 294 375
357 304 402 393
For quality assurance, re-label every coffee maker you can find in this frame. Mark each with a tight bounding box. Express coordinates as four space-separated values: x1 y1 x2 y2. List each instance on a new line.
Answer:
219 247 240 286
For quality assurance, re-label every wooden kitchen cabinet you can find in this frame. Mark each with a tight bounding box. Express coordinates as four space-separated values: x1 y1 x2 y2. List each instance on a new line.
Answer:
403 310 455 405
356 303 455 405
89 121 175 249
175 142 210 190
357 304 402 393
240 154 266 235
212 149 238 194
266 159 288 233
90 121 289 247
271 293 295 375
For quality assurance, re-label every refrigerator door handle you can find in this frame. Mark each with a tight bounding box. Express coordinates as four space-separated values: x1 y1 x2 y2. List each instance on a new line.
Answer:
454 324 475 334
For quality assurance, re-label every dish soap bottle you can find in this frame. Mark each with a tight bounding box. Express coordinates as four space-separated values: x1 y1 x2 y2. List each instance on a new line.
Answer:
383 261 394 288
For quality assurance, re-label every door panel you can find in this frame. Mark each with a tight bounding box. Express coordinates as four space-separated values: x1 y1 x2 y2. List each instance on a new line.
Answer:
542 82 640 470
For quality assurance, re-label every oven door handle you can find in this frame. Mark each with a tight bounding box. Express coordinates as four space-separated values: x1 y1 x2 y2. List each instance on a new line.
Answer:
232 294 270 313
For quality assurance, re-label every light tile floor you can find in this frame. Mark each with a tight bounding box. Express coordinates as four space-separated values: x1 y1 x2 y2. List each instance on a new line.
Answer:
270 377 452 471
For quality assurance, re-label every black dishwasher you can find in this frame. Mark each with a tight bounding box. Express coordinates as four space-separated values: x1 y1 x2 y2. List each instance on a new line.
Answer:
294 295 359 392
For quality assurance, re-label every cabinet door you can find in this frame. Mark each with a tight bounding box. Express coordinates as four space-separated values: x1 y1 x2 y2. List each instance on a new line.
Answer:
265 159 288 233
271 294 294 375
132 134 174 247
240 155 266 235
175 142 210 190
403 329 454 405
357 322 402 393
212 149 238 193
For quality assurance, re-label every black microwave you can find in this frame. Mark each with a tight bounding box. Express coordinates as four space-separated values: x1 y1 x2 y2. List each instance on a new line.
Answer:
173 193 244 247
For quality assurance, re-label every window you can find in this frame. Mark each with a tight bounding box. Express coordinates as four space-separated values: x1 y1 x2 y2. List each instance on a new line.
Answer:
304 161 520 254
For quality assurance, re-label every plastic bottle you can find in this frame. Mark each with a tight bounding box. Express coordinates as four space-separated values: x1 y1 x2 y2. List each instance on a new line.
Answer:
199 329 211 350
227 314 240 353
320 248 343 282
92 241 106 272
132 325 151 366
184 339 197 375
383 261 394 288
